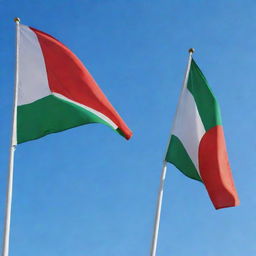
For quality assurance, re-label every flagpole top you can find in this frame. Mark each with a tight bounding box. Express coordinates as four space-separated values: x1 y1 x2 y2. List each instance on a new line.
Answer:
14 17 20 23
188 48 195 54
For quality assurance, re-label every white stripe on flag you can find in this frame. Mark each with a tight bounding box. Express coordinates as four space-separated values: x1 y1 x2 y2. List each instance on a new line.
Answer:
18 25 51 106
52 93 118 130
172 87 205 174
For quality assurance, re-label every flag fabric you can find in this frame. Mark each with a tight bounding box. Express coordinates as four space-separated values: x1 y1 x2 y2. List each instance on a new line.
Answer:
165 58 239 209
16 24 132 144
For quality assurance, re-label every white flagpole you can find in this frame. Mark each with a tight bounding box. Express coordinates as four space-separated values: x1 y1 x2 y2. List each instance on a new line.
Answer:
150 161 167 256
1 17 20 256
149 48 194 256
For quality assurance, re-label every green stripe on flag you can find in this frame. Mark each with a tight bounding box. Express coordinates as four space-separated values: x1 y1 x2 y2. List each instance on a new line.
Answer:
17 94 119 144
165 135 202 182
187 59 222 131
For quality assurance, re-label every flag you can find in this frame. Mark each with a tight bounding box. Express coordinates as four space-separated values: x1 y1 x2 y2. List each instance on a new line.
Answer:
165 58 239 209
16 24 132 144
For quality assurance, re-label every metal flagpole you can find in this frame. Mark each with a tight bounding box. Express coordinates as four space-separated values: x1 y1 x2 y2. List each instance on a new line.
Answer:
149 48 195 256
1 17 20 256
150 161 167 256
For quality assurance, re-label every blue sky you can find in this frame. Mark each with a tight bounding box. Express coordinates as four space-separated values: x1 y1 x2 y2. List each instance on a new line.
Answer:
0 0 255 255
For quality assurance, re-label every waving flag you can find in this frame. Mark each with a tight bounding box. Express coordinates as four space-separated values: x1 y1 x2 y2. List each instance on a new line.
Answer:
17 24 132 144
165 58 239 209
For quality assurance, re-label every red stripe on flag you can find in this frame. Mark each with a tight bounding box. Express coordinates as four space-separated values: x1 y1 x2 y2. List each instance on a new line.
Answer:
30 27 132 139
199 125 239 209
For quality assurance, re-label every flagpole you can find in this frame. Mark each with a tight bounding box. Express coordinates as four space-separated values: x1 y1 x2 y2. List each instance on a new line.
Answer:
149 48 194 256
1 17 20 256
150 161 167 256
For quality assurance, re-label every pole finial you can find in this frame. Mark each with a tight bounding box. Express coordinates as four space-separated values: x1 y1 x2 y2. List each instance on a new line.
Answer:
14 17 20 23
188 48 195 54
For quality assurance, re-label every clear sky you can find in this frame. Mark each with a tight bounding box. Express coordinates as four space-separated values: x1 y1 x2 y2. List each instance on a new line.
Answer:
0 0 255 255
